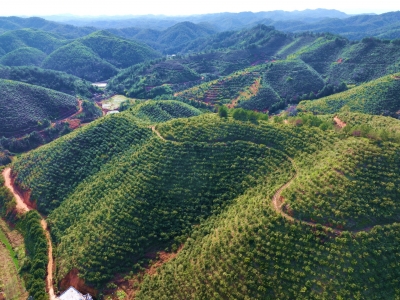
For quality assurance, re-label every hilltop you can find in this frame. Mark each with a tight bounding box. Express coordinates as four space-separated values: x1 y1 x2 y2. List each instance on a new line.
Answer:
108 28 400 112
0 79 78 137
0 65 100 98
0 29 161 82
0 107 397 299
297 73 400 116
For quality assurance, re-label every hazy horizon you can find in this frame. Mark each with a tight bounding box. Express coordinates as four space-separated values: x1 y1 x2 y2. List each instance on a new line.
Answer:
0 0 398 18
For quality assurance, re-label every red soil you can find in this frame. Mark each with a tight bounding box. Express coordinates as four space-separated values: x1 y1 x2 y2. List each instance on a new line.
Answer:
59 269 98 297
2 168 56 299
333 116 347 129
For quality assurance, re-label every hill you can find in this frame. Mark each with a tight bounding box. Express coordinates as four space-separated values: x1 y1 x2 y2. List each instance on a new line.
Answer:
0 66 101 98
107 22 217 53
0 16 96 39
77 31 161 68
0 29 162 82
108 28 399 111
297 73 400 116
128 100 203 124
41 41 119 82
0 47 46 67
0 28 67 54
50 9 351 31
0 79 78 137
269 11 400 40
7 111 400 299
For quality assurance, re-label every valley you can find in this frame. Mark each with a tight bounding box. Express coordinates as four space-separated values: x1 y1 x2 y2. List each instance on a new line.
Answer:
0 6 400 300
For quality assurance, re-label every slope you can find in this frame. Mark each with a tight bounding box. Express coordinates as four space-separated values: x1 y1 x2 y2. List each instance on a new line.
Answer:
0 28 67 54
0 79 78 137
0 47 46 67
41 41 118 82
77 31 161 68
0 16 96 39
297 73 400 116
127 100 203 124
0 65 101 98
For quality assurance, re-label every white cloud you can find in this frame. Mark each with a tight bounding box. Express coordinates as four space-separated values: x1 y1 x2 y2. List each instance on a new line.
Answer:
1 0 398 16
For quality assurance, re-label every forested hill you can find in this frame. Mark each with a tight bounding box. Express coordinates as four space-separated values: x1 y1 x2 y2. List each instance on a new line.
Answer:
6 108 400 298
0 79 78 136
41 10 400 40
0 29 162 81
0 65 99 98
266 11 400 40
0 16 96 38
107 22 218 53
107 27 400 113
297 73 400 116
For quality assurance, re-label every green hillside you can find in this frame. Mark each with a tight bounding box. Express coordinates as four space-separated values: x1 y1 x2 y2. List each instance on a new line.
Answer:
176 59 325 111
9 112 400 299
0 79 78 136
0 28 66 54
78 31 161 68
297 73 400 116
41 41 118 82
176 67 261 106
0 66 101 98
107 22 217 53
108 28 399 109
283 138 400 230
334 112 400 133
0 16 96 39
0 29 161 82
0 47 46 67
128 100 203 124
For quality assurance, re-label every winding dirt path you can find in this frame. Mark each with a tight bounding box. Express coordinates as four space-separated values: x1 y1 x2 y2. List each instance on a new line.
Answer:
333 116 347 129
271 158 297 222
2 168 57 300
149 127 374 235
150 126 166 141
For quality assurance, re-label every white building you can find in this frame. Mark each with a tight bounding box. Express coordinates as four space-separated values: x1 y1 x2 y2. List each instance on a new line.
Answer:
58 287 93 300
106 110 120 115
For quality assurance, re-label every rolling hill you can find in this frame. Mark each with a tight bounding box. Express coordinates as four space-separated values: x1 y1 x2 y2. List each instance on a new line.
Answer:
0 29 162 82
77 31 161 68
41 41 119 82
0 47 46 67
0 16 96 39
297 73 400 116
0 66 101 98
108 27 399 112
0 79 78 137
6 110 400 299
107 22 218 53
0 28 67 54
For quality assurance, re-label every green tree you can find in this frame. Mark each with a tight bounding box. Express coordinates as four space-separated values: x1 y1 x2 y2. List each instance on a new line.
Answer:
218 105 228 118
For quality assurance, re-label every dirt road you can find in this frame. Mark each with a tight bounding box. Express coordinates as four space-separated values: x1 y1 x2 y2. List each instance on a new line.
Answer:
2 168 57 300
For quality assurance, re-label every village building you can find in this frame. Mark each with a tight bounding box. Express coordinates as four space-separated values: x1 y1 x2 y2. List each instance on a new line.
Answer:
58 287 93 300
106 110 120 115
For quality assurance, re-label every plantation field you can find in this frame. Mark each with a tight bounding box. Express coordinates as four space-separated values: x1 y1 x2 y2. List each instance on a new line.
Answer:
128 100 203 124
297 73 400 116
0 79 78 137
6 110 400 298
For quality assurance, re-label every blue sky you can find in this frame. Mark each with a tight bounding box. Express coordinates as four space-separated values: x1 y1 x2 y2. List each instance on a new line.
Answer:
1 0 398 16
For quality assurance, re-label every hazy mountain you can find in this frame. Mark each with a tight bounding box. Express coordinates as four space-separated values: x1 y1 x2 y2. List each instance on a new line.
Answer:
255 11 400 40
43 9 350 31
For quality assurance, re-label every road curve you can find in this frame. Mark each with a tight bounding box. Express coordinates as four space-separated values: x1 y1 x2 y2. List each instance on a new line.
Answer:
2 168 57 300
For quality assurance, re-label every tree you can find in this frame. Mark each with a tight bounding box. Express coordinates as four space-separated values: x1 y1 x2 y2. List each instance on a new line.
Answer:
218 105 228 118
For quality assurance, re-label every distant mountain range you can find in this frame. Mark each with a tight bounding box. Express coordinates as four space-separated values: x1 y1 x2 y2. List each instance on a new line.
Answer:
45 9 351 31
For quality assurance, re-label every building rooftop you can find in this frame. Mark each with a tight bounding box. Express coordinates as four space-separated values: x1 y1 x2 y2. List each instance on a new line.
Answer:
59 287 92 300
